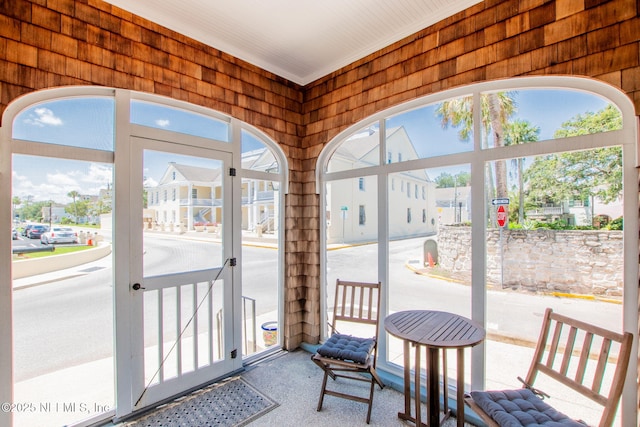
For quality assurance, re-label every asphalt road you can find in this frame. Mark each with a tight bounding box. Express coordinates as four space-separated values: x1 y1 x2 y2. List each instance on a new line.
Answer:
12 237 280 382
12 235 623 383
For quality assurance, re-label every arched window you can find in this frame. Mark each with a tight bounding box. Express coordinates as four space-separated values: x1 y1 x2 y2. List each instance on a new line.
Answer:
1 87 287 426
317 77 638 426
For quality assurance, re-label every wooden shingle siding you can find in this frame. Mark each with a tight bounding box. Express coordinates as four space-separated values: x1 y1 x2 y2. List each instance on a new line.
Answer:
0 0 638 356
300 0 639 350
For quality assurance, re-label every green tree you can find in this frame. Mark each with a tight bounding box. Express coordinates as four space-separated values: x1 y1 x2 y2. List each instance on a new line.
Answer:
67 190 80 223
504 119 540 223
436 92 516 199
524 105 622 226
21 200 48 222
89 198 112 223
65 200 89 222
434 171 470 188
11 196 21 222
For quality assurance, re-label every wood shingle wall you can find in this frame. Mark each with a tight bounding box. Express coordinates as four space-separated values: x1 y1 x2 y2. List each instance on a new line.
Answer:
300 0 640 348
0 0 638 369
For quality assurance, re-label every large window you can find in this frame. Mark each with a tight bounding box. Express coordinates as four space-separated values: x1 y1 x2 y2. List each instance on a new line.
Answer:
2 88 287 426
318 77 638 426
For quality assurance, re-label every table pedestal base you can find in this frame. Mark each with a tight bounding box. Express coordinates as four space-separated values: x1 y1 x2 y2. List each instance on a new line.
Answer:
384 310 485 427
397 341 464 427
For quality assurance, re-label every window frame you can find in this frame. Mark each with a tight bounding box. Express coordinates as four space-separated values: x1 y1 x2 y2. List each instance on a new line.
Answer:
359 205 366 226
315 76 639 422
0 86 290 423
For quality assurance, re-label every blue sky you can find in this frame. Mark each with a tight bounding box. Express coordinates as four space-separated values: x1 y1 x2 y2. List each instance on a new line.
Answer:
11 90 612 204
11 100 266 204
388 89 610 179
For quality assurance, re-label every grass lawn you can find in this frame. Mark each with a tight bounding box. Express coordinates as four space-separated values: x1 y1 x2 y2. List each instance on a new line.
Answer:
19 245 93 259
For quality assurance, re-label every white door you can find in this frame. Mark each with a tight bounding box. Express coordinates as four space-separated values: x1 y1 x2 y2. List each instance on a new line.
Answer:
128 136 239 410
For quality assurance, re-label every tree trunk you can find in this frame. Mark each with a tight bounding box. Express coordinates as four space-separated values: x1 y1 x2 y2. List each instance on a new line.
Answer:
518 158 524 223
487 93 508 198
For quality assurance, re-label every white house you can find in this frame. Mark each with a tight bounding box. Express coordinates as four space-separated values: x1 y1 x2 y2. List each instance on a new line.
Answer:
148 151 280 233
326 126 437 243
147 162 223 230
435 186 471 225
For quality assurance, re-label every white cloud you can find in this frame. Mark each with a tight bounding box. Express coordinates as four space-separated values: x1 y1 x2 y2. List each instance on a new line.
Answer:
13 178 72 203
144 177 158 188
23 107 63 127
155 119 170 127
12 162 113 204
47 172 79 187
83 163 113 185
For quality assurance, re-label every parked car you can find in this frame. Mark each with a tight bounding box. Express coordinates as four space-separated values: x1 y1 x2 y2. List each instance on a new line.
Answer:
21 224 33 236
25 224 49 239
40 226 78 244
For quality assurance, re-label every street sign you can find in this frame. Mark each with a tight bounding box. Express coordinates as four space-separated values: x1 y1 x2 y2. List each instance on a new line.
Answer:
496 205 507 227
491 198 510 205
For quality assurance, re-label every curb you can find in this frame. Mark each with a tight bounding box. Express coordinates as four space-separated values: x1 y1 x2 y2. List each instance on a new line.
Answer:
405 260 622 304
12 243 112 280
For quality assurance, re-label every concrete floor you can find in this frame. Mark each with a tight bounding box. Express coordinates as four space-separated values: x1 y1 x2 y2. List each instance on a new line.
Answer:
238 349 471 427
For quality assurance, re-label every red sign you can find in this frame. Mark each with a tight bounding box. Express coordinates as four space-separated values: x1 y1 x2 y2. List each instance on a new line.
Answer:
497 205 507 227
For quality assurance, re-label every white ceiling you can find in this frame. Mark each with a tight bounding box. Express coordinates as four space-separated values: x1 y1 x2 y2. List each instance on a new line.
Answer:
104 0 481 85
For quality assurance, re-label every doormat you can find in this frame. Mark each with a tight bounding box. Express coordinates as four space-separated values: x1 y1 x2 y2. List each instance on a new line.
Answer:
125 377 279 427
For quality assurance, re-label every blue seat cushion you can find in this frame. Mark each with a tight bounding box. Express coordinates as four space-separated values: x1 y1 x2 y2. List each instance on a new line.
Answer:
316 333 375 364
470 389 587 427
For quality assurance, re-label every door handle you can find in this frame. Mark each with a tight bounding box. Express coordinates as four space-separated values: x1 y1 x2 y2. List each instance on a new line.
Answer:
132 283 145 291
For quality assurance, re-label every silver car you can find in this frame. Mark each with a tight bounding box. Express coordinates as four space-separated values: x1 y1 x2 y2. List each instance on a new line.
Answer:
40 227 78 244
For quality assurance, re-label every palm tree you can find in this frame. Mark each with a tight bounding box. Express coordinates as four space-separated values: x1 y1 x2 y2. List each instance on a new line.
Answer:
504 119 540 223
11 196 21 222
486 92 516 198
67 190 80 223
436 92 515 196
436 92 516 225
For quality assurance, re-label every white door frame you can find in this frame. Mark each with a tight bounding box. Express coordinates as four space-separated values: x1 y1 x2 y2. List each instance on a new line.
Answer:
121 133 240 412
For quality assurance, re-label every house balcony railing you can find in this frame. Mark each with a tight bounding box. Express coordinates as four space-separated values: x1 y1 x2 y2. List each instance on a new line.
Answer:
177 198 223 207
242 191 275 205
526 206 563 216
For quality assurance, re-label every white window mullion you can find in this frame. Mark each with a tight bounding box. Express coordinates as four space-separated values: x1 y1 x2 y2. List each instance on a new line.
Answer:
470 89 486 391
114 88 135 417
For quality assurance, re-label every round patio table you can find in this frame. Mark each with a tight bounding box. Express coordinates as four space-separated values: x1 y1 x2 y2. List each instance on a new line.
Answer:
384 310 485 427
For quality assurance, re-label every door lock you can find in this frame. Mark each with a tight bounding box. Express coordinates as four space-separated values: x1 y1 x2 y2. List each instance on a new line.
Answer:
132 283 145 291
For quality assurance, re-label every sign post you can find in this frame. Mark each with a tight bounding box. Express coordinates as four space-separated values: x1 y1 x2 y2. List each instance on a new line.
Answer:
340 206 348 243
496 205 507 228
492 199 509 288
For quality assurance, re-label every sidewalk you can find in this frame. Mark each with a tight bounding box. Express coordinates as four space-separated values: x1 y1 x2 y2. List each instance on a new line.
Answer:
12 335 618 426
9 233 625 426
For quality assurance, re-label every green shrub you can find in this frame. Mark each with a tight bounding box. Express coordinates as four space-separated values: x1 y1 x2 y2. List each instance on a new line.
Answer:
606 217 623 230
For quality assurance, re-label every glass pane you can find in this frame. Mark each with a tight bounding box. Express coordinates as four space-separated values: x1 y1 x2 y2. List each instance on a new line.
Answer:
242 130 279 173
143 278 225 386
143 150 224 275
12 155 114 426
325 177 378 336
385 98 474 160
387 165 472 387
481 89 620 148
131 100 230 142
485 147 623 425
241 178 280 356
13 97 115 150
327 123 380 172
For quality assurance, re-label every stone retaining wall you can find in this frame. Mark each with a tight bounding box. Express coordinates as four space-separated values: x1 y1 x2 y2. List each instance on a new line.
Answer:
437 226 623 297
